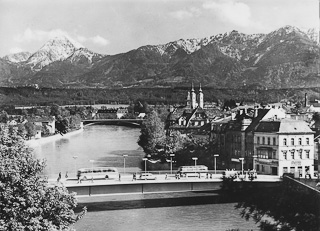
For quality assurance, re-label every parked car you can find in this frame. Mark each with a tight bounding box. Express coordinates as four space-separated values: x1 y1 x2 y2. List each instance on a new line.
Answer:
139 173 157 180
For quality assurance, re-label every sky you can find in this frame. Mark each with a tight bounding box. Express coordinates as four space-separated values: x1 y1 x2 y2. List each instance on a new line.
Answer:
0 0 318 57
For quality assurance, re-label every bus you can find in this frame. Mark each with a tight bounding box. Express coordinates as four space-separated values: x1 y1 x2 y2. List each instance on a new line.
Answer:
77 167 118 180
177 165 208 177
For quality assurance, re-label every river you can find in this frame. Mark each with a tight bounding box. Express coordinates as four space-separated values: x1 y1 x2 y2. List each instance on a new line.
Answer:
31 125 260 231
31 125 145 179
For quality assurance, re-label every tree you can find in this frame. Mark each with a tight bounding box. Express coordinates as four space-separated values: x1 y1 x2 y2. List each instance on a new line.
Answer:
0 126 86 230
0 110 9 123
138 110 166 154
55 116 69 135
24 121 37 140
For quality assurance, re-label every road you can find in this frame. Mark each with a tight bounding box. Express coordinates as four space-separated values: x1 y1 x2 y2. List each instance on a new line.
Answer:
49 173 282 187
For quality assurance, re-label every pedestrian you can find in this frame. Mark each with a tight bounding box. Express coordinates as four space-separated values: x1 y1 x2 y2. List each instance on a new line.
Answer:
65 171 68 179
57 172 61 182
119 173 121 181
206 173 208 179
165 173 167 180
210 173 212 179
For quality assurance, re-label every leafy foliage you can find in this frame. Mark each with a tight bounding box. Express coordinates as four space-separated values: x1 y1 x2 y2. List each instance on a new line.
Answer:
232 179 320 231
138 110 166 154
0 126 86 230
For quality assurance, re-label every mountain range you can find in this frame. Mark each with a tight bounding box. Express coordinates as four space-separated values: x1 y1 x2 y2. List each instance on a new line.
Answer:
1 25 319 89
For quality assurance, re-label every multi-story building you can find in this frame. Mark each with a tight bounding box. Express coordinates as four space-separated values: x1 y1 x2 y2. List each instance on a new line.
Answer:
212 106 315 177
249 119 314 177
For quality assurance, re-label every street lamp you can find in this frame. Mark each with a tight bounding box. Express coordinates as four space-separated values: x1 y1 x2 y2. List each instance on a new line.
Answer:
214 154 219 174
252 155 257 171
192 157 198 166
73 155 78 177
142 158 148 173
170 153 175 174
89 160 94 173
123 155 128 174
239 158 244 176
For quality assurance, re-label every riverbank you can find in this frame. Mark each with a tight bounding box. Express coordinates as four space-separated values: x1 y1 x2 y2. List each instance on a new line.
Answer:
25 128 84 148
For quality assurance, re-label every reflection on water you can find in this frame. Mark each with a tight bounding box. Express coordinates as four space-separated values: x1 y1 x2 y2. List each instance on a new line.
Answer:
74 203 259 231
31 125 145 179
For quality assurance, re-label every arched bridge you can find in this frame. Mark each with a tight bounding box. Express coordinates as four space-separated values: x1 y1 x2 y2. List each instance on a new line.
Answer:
82 119 144 128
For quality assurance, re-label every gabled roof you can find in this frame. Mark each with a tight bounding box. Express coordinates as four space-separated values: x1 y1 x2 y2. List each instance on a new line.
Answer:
255 121 280 133
278 119 314 134
245 109 270 133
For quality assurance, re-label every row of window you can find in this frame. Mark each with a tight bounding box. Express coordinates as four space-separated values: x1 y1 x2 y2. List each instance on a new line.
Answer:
282 150 310 160
256 137 311 146
257 137 276 145
283 138 309 146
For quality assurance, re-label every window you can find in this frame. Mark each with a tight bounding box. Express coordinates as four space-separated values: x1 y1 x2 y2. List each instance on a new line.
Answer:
283 138 287 146
257 137 260 144
262 137 265 145
273 138 276 145
298 138 302 145
267 137 270 145
306 150 310 159
272 151 276 159
291 150 295 159
299 149 302 159
283 151 287 160
306 138 310 145
291 138 294 146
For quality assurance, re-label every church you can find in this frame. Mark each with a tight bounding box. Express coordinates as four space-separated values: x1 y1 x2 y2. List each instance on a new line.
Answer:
166 84 210 134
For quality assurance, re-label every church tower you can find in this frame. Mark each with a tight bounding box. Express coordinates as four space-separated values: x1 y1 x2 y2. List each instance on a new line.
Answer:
186 91 191 108
191 83 197 109
198 83 204 109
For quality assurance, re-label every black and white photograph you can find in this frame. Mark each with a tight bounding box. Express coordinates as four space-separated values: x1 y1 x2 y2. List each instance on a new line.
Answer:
0 0 319 230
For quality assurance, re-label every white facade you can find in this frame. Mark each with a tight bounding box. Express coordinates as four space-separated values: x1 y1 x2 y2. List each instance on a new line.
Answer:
278 133 314 177
253 119 314 177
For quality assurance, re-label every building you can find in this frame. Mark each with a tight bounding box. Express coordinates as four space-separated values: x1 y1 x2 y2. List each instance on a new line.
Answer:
166 84 213 135
211 106 315 177
251 119 314 177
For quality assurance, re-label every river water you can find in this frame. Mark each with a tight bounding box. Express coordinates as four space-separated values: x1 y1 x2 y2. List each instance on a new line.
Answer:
31 125 145 179
31 125 260 231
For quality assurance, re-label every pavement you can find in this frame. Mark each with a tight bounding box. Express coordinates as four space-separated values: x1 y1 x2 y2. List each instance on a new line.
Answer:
48 173 282 187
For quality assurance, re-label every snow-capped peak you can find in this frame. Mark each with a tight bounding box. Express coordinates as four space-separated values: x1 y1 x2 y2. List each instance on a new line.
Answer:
3 52 31 63
67 47 103 64
26 35 83 70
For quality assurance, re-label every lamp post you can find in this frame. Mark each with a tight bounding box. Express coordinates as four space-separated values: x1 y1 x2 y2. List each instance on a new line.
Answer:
73 155 78 177
214 154 219 174
252 155 257 171
89 160 94 173
123 155 128 174
170 153 175 174
192 157 198 166
239 158 244 176
142 158 148 173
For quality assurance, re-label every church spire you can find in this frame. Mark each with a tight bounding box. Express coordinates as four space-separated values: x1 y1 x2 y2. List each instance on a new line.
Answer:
191 83 196 109
198 83 204 109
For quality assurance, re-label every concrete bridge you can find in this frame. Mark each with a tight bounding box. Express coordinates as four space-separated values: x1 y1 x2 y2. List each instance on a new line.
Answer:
82 119 144 128
62 174 281 197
